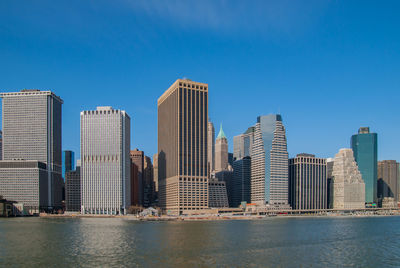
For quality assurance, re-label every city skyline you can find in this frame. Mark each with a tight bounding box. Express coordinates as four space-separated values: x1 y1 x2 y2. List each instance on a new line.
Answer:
1 1 399 162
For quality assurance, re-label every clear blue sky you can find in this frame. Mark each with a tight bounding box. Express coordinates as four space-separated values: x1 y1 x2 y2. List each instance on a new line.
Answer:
1 1 399 161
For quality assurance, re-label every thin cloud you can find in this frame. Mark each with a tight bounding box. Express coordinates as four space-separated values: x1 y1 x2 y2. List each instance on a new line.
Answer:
123 0 330 35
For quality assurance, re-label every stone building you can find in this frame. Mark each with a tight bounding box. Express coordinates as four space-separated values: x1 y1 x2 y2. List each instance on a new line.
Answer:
330 148 365 209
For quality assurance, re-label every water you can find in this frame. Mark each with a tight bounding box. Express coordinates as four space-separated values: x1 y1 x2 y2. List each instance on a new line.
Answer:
1 216 400 267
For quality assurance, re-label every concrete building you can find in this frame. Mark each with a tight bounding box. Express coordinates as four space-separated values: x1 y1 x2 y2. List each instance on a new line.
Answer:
0 130 2 160
208 179 229 208
231 156 251 207
158 79 208 215
289 154 327 210
250 114 289 207
130 149 144 206
351 127 378 204
0 160 48 214
81 106 131 215
0 90 63 210
153 153 159 204
215 124 228 172
65 167 80 212
62 150 75 179
330 149 365 209
233 126 255 161
207 121 215 176
378 160 399 203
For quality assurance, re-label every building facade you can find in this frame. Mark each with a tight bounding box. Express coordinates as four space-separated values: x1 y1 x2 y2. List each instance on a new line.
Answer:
62 150 75 179
351 127 377 204
250 114 289 206
215 124 228 172
330 148 365 209
0 130 2 160
378 160 399 203
233 126 255 161
208 179 229 208
289 154 327 210
143 156 154 207
232 156 251 207
81 106 131 215
0 160 48 214
130 149 144 206
153 153 159 204
65 167 81 212
0 90 63 210
158 79 208 215
207 121 215 176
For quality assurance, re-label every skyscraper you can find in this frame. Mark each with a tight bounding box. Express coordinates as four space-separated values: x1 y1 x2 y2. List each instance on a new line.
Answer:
232 156 251 207
153 153 159 204
233 126 255 160
130 149 144 206
215 124 228 172
351 127 377 204
143 156 154 207
0 90 63 210
330 148 365 209
65 166 81 212
62 150 75 179
158 78 208 215
81 106 131 215
251 114 289 207
207 121 215 176
289 154 327 210
378 160 399 202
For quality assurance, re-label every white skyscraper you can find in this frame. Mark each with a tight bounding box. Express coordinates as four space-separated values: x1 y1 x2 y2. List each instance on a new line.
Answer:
81 106 131 215
251 114 289 207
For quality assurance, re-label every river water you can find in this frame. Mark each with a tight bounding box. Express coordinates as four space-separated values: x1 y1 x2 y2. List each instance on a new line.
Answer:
1 216 400 267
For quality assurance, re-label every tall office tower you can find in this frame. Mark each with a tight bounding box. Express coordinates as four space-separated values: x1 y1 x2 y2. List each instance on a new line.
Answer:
330 148 365 209
215 124 229 172
0 90 63 210
62 150 75 179
81 106 131 215
228 153 234 167
153 153 159 203
233 126 255 160
0 130 2 160
130 149 144 206
326 158 334 208
143 156 154 207
232 156 251 207
378 160 399 202
207 121 215 176
351 127 377 204
65 166 80 212
251 114 289 207
289 154 327 210
158 78 208 215
214 170 234 206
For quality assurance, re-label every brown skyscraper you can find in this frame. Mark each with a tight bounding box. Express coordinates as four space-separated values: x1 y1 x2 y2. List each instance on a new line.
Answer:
130 149 144 206
158 79 208 215
378 160 399 202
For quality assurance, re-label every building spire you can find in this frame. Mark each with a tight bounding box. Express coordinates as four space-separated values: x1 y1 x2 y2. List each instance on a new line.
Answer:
217 123 226 139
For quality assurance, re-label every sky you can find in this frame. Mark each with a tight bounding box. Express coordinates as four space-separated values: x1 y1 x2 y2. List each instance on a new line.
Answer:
1 0 399 161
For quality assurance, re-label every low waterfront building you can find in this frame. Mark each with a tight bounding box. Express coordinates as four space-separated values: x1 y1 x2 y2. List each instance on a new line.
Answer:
0 160 49 214
289 154 327 210
330 149 365 209
208 179 229 208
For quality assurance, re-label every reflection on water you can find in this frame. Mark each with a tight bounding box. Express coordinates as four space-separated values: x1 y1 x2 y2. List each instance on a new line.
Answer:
1 217 400 267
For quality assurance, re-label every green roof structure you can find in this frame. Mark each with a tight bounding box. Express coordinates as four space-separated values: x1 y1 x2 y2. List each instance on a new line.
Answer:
217 124 227 139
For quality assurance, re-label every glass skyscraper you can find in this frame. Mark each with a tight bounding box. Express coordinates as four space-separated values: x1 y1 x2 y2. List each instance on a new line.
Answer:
62 150 75 179
351 127 378 204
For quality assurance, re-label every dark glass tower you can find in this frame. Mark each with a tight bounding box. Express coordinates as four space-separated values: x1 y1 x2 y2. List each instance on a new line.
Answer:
351 127 378 204
62 150 75 178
